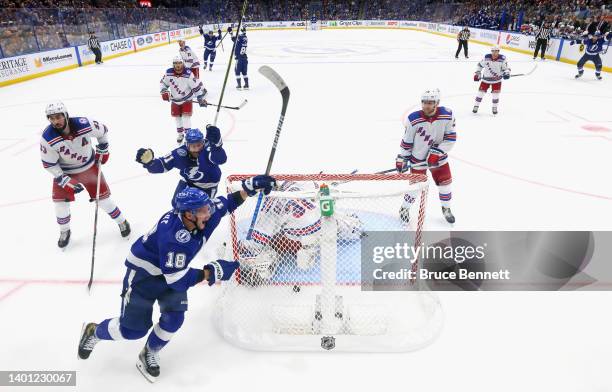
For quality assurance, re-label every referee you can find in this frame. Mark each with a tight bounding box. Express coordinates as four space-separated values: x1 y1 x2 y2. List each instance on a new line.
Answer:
533 22 552 60
88 31 103 64
455 26 470 59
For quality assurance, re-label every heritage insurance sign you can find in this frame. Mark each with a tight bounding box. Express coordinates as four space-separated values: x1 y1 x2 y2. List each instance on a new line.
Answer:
0 56 29 79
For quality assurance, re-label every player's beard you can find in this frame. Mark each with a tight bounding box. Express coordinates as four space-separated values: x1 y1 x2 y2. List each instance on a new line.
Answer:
52 118 68 133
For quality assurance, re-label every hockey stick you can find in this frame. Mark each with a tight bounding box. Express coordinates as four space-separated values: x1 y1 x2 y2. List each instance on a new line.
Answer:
331 168 397 186
246 66 290 241
213 1 248 127
510 63 538 77
87 160 103 293
215 28 231 50
191 99 247 110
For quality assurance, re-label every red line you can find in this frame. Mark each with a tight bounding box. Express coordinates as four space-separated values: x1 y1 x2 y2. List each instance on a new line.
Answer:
0 282 28 302
452 155 612 201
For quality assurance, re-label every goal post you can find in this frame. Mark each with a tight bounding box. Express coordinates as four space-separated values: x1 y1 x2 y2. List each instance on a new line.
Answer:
214 173 443 352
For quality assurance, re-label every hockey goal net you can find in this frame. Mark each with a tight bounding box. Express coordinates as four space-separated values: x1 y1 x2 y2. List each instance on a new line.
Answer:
214 173 443 352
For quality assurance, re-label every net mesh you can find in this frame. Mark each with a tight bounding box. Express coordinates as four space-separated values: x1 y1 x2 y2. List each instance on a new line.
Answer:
214 173 443 352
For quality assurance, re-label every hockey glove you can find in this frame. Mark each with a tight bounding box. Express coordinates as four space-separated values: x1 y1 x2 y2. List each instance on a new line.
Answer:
218 29 222 35
161 90 170 101
136 148 154 165
473 72 481 81
242 175 277 196
197 95 208 107
205 124 222 147
55 174 84 193
227 26 233 34
396 155 410 173
503 73 510 80
95 143 109 164
204 259 240 286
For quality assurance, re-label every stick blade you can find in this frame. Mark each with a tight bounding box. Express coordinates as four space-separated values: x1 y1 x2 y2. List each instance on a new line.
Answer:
259 65 288 92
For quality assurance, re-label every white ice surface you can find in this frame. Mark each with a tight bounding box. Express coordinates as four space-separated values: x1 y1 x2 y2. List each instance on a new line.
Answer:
0 28 611 391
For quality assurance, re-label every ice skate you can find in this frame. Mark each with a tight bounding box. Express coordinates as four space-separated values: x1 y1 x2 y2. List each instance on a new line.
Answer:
492 107 498 115
442 207 455 224
119 220 131 238
176 132 184 143
137 345 160 383
58 229 71 248
472 105 479 114
78 322 100 360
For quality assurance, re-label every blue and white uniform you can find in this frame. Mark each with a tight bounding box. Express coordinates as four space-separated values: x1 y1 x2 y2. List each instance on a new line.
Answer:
573 32 611 78
232 32 249 88
199 28 222 70
141 142 226 202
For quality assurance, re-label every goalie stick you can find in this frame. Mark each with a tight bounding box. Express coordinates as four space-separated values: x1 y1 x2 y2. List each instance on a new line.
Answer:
246 66 290 241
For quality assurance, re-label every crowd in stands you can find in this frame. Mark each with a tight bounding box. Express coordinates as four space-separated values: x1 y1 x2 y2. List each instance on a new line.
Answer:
1 0 610 58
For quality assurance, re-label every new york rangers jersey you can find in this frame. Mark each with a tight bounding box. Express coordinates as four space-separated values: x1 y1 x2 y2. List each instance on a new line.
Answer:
159 68 205 104
179 45 200 69
245 181 362 255
125 195 239 291
143 143 227 192
399 107 457 169
476 54 510 83
40 117 109 177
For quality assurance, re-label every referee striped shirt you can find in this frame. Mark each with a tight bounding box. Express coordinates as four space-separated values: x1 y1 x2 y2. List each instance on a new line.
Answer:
458 30 470 40
88 37 100 50
535 27 552 40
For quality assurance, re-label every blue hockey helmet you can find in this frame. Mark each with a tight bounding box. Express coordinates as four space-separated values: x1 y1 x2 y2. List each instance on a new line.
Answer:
185 128 204 145
175 187 215 215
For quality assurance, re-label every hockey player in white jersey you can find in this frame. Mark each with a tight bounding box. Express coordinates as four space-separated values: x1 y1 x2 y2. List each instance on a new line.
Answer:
472 46 510 115
40 102 130 248
160 57 208 143
237 181 363 284
178 39 201 79
396 89 456 224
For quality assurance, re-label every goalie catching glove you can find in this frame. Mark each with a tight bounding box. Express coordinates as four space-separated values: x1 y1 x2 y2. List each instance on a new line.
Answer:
203 259 240 286
241 175 276 196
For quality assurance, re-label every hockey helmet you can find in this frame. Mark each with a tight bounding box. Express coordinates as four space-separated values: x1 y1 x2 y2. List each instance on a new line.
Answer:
45 101 69 120
185 128 204 145
175 187 215 215
172 56 184 64
421 88 440 103
491 45 500 52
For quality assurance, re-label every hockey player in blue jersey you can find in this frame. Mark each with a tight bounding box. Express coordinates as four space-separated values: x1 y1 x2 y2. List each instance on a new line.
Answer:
198 26 222 71
77 176 276 382
135 126 226 202
571 31 611 80
230 26 249 90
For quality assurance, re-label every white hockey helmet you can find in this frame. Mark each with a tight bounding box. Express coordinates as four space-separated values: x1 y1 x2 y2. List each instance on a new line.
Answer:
172 56 184 64
491 45 500 52
421 88 440 103
45 101 68 120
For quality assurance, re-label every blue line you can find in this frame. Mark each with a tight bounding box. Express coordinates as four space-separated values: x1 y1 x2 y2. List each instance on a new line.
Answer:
74 46 82 66
556 38 564 61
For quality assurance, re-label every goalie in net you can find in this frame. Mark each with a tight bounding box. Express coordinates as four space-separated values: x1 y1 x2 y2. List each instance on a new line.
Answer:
214 173 443 352
237 180 363 286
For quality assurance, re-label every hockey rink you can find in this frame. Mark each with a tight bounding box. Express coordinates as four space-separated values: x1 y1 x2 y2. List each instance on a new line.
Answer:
1 28 611 390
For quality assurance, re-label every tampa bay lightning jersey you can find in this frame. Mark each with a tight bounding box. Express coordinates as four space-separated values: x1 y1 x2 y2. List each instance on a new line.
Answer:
581 33 612 55
143 143 227 191
203 31 221 51
125 195 239 291
232 34 248 59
